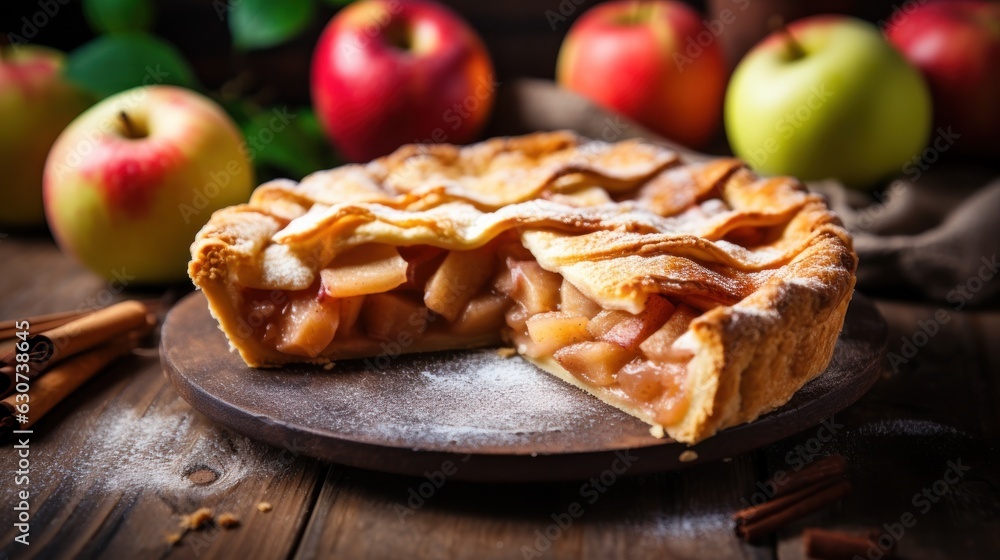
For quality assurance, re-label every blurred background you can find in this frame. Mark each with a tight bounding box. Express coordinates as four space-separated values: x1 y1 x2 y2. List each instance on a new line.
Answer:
0 0 915 101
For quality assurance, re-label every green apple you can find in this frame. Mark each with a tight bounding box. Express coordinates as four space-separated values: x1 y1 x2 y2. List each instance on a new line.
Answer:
0 46 91 227
724 16 932 188
44 85 254 284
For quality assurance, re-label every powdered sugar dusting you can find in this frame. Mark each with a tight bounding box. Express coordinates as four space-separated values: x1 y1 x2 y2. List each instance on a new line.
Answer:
290 350 614 449
34 398 288 495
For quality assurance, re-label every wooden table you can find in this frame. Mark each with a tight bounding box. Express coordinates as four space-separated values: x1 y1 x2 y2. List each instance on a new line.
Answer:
1 234 998 559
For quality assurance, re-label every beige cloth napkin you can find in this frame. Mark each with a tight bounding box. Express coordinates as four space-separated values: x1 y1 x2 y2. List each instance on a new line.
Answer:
487 79 1000 308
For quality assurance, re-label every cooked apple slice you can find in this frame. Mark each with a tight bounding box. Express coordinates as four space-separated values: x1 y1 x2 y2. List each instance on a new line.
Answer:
276 292 340 358
653 362 691 426
321 244 408 298
560 280 601 319
616 358 665 402
597 295 674 351
587 309 631 339
337 295 365 335
452 294 509 335
398 245 448 291
424 246 497 322
524 312 591 358
508 259 562 315
639 303 700 360
554 340 633 386
362 292 431 341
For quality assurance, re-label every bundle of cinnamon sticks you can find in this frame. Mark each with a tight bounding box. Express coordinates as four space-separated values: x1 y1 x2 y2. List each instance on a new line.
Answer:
734 455 851 541
0 300 158 440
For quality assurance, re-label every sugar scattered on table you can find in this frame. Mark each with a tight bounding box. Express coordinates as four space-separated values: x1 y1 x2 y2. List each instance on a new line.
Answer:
31 402 294 495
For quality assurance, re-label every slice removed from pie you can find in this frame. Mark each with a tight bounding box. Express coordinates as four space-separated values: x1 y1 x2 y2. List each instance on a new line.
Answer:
189 131 857 444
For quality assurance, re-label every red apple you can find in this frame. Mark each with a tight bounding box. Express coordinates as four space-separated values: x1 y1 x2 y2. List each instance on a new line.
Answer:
310 0 495 162
886 1 1000 157
557 0 727 148
0 46 91 227
44 85 254 284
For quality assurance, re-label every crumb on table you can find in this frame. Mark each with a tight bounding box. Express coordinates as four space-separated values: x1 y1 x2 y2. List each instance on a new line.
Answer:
165 533 183 546
257 502 273 513
496 347 516 358
179 507 214 530
679 450 699 463
217 512 240 529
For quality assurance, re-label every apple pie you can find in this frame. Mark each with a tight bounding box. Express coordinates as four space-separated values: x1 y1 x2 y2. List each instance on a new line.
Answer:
189 131 856 444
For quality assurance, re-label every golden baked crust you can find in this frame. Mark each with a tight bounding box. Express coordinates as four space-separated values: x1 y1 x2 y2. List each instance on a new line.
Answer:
189 131 856 444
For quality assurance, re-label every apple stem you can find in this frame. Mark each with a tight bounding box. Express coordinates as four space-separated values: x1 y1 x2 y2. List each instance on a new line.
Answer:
769 15 805 60
119 111 140 139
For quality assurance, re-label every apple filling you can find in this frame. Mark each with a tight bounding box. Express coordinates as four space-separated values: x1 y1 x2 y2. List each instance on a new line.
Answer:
238 238 704 424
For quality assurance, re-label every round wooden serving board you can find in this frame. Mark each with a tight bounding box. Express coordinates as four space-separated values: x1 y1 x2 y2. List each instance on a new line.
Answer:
161 292 886 482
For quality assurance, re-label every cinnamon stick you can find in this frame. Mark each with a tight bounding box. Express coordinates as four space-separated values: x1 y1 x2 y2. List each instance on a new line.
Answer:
0 309 91 331
803 527 892 560
735 479 852 541
735 476 841 524
0 336 54 366
0 298 165 344
0 331 141 442
0 309 93 340
2 300 150 368
774 455 848 498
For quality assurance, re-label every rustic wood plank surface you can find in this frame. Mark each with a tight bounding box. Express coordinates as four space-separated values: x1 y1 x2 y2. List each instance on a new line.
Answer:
1 234 998 560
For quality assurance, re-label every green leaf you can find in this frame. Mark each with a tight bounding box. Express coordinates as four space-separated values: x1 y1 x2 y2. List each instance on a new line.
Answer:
83 0 156 34
242 106 341 180
229 0 315 50
66 33 198 99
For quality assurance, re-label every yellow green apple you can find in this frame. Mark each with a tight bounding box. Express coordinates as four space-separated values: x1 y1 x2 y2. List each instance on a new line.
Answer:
44 85 253 284
0 46 91 227
724 16 932 187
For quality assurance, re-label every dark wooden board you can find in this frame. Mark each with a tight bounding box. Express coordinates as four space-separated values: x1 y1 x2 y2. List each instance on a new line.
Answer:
161 292 886 481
